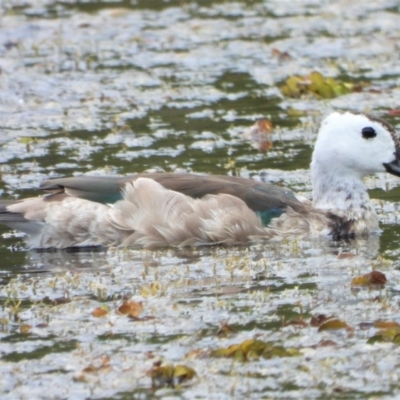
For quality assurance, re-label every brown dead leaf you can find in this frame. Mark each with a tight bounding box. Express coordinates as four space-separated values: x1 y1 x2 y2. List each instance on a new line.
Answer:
92 305 109 318
337 252 356 259
117 301 143 318
373 321 400 330
310 339 337 348
351 271 387 286
368 271 387 285
243 119 274 152
128 315 155 322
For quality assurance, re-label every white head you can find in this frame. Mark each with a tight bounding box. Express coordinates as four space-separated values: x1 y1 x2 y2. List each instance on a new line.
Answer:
311 112 400 181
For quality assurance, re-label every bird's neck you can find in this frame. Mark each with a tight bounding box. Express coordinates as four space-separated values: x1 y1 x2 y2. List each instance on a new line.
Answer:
311 167 377 229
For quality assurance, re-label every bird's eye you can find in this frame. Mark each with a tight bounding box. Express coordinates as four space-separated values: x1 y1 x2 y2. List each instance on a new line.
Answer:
362 127 377 139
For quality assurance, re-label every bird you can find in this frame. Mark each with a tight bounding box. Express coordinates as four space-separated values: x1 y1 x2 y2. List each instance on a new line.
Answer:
0 111 399 249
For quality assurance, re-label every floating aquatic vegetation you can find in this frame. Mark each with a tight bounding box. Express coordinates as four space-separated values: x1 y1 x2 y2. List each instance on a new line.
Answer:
210 339 300 362
351 270 387 286
148 361 197 388
318 318 350 332
310 314 351 332
2 0 400 397
280 71 362 99
367 321 400 344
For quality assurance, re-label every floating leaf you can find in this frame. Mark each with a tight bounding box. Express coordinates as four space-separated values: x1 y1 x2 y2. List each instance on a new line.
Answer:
211 339 299 362
318 318 348 331
368 323 400 344
211 343 241 358
280 75 304 97
173 365 197 384
287 108 308 117
351 276 370 286
337 252 356 259
150 364 175 388
392 334 400 343
377 327 400 340
233 349 246 362
241 339 266 355
313 81 335 98
20 324 31 334
310 339 337 348
351 271 387 286
117 301 143 318
149 362 196 388
309 71 325 86
367 334 389 344
243 119 274 152
280 71 363 99
92 305 109 318
373 321 400 330
262 346 300 359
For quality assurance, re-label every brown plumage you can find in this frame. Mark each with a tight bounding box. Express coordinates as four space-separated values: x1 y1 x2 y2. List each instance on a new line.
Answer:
1 112 400 249
4 178 269 248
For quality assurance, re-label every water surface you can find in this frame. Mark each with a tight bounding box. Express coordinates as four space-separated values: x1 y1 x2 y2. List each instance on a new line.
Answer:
1 0 400 398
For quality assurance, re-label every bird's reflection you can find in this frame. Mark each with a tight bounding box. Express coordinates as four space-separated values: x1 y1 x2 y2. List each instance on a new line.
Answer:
0 233 381 275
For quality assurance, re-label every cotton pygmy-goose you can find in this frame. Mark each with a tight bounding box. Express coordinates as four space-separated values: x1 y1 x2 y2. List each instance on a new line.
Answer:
0 112 399 249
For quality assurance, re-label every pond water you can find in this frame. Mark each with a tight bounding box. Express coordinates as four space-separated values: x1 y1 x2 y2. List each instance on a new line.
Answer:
1 0 400 398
